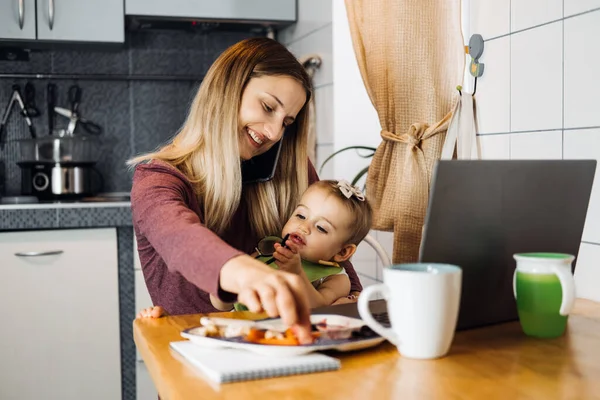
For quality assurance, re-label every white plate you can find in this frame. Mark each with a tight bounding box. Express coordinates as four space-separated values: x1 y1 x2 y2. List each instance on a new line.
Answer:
180 314 386 357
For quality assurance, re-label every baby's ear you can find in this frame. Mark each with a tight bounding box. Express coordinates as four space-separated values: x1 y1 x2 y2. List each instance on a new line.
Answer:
333 244 357 263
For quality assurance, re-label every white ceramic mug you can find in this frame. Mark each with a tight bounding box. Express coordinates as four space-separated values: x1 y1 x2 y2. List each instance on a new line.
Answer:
358 263 462 359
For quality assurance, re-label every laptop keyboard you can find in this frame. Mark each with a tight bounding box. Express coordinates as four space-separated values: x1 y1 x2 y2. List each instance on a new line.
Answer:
373 311 390 327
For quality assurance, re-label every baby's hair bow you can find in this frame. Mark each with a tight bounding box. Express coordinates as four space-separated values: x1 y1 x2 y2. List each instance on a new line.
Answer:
337 180 365 201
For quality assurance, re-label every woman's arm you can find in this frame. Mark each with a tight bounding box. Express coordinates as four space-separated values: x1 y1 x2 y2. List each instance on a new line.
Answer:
131 168 245 300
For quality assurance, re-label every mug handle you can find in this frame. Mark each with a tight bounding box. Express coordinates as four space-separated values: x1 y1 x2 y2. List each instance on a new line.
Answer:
513 267 576 316
552 266 576 316
357 284 399 346
513 270 517 299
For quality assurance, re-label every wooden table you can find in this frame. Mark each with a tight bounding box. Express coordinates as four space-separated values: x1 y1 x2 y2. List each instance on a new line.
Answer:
134 299 600 400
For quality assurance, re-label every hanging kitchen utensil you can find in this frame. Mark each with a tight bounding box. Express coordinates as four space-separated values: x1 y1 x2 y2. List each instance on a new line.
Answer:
66 84 81 135
0 84 38 148
47 83 57 135
54 106 102 135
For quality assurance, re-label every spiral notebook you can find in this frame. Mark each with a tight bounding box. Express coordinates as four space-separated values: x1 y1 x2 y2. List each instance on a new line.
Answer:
170 341 341 384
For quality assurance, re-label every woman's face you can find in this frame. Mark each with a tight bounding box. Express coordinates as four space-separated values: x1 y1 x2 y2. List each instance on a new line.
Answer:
238 75 307 160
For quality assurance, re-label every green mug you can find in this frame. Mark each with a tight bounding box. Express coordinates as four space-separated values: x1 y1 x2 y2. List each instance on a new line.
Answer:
513 253 576 338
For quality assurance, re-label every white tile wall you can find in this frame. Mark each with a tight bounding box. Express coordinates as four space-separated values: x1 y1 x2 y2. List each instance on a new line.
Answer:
287 26 333 88
510 131 563 159
356 273 381 289
511 0 562 32
564 10 600 128
278 0 332 45
472 2 600 295
510 22 563 132
564 129 600 244
470 0 510 39
314 84 334 144
478 135 511 159
351 257 377 283
574 242 600 301
564 0 600 17
374 230 394 279
475 37 510 134
315 143 334 179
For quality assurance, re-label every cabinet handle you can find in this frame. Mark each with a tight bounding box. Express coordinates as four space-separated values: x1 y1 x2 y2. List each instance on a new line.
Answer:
48 0 54 30
15 250 64 257
18 0 24 29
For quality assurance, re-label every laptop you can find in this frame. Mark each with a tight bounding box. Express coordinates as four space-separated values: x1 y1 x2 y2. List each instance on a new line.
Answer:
314 160 597 330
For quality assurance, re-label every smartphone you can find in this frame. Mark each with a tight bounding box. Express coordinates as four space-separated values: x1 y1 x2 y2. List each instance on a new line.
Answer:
241 138 283 184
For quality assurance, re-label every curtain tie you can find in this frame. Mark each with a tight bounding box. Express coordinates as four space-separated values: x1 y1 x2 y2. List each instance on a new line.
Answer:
379 112 454 149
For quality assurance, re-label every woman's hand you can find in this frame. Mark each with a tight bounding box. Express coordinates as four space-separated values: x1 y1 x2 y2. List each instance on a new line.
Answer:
219 255 313 344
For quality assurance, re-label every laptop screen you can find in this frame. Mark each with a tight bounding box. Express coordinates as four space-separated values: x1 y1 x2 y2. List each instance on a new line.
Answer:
419 160 596 329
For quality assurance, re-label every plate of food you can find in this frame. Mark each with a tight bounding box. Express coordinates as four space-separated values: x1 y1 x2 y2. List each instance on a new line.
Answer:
180 314 386 357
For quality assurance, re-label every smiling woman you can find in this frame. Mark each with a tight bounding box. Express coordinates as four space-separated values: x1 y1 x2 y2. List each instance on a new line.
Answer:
127 37 364 340
238 75 306 161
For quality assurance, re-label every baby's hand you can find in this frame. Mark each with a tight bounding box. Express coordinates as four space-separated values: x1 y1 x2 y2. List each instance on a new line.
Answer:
273 241 302 275
136 306 166 319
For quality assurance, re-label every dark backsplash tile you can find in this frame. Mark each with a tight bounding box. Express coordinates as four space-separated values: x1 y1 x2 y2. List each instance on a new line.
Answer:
131 80 197 156
52 49 129 75
0 50 52 74
80 81 132 192
0 29 258 196
129 29 211 51
130 48 210 76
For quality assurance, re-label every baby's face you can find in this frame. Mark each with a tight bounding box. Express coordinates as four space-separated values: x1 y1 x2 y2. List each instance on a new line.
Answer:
282 186 353 263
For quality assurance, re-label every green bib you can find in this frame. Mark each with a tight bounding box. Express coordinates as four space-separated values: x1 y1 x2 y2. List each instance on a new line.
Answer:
234 256 343 311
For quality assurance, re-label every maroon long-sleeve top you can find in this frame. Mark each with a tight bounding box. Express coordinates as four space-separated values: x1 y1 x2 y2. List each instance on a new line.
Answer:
131 160 363 315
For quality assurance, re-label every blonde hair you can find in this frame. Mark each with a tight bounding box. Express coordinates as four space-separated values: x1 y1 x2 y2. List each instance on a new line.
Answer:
308 180 373 245
128 38 312 238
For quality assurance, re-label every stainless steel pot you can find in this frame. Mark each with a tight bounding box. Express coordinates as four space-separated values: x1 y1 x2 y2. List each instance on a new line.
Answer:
17 132 102 164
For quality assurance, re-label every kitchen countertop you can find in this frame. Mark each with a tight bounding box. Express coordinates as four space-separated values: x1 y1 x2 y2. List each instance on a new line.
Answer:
0 201 133 230
0 201 131 210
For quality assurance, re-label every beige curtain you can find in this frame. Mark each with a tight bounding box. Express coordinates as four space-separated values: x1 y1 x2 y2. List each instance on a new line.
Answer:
345 0 464 263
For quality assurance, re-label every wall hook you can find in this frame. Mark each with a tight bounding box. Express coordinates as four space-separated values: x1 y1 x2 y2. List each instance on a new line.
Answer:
468 34 484 95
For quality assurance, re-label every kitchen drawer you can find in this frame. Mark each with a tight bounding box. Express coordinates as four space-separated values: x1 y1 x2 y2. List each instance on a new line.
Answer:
0 228 121 400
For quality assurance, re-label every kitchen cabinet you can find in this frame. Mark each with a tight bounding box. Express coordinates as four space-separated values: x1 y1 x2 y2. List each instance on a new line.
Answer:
0 0 124 43
126 0 296 24
0 0 37 40
0 228 121 400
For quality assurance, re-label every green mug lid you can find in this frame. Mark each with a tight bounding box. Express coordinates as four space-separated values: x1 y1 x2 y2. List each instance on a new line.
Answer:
514 252 574 260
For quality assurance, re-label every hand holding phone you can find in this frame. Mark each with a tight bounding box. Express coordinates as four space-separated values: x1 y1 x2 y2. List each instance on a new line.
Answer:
241 138 283 184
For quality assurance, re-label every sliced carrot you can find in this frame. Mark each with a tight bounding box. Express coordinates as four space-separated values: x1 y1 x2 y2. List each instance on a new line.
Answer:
246 328 265 343
245 328 321 346
256 337 299 346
